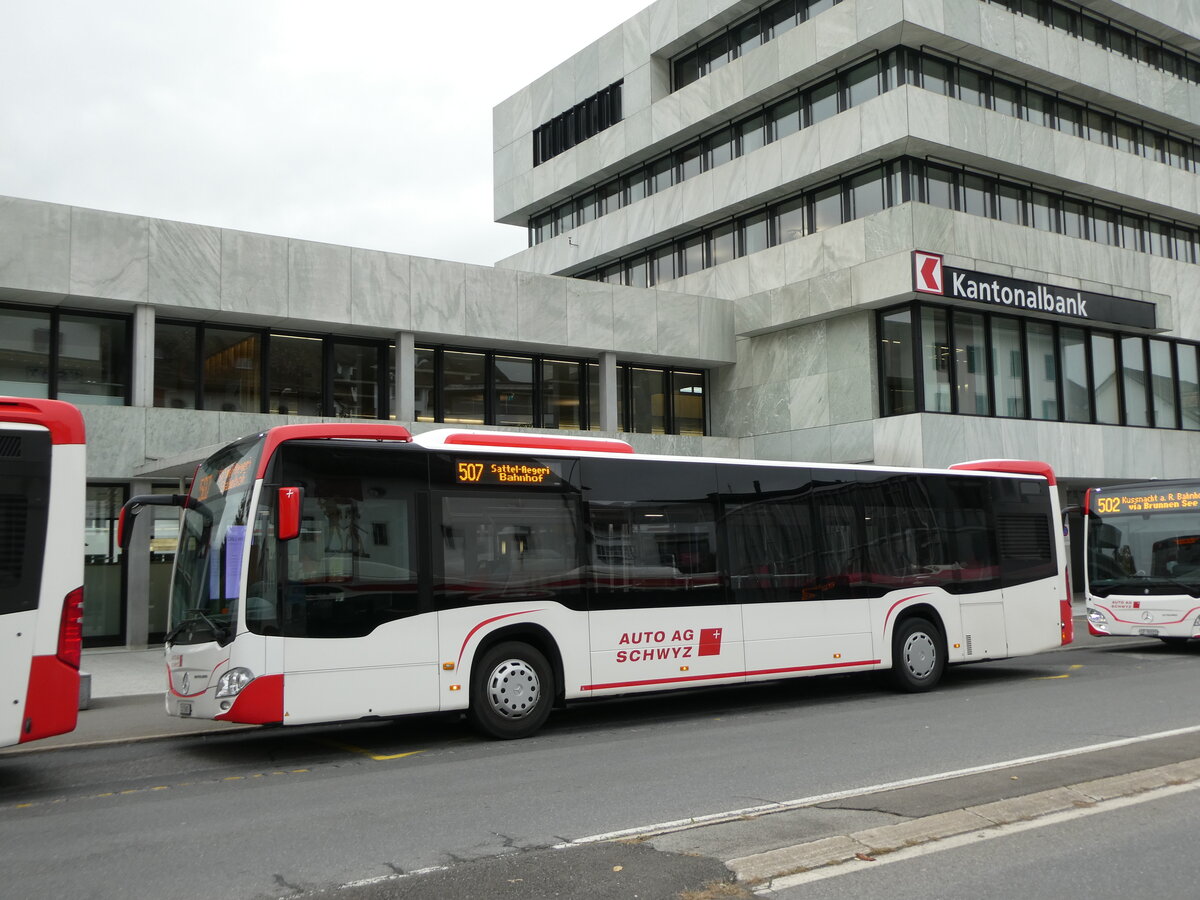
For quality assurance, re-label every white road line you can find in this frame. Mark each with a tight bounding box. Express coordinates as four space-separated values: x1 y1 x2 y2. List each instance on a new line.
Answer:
758 780 1200 894
558 724 1200 847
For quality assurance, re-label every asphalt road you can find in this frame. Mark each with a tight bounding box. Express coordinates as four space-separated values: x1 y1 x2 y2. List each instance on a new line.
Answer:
1 635 1198 900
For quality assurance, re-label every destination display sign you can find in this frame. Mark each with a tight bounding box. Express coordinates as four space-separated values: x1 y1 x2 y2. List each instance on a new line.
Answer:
1091 488 1200 515
454 458 563 487
912 251 1157 329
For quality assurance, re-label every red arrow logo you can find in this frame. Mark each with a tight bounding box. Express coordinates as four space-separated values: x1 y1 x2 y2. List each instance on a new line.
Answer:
913 252 943 294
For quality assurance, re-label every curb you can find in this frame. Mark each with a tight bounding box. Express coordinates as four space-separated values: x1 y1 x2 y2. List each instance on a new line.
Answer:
728 757 1200 889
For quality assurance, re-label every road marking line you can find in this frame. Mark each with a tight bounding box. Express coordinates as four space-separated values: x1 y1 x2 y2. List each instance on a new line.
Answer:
313 737 426 761
557 723 1200 847
758 780 1200 894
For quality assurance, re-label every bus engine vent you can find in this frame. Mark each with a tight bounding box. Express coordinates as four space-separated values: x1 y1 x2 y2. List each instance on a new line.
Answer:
0 436 21 458
965 633 974 656
0 495 28 575
996 514 1051 558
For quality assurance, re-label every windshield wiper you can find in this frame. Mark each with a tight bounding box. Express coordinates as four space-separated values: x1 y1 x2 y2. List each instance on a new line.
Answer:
168 609 232 645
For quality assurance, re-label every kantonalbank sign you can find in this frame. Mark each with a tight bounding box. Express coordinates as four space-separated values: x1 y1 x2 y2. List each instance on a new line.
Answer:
912 251 1157 329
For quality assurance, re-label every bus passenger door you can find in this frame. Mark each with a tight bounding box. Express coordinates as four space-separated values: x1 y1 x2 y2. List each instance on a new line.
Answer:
582 459 744 696
270 446 439 725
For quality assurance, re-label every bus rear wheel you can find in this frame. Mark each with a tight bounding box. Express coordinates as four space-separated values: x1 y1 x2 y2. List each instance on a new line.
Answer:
889 617 945 692
468 641 554 739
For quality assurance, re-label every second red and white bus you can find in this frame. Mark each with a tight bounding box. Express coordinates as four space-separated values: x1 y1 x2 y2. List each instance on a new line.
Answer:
0 398 85 749
1084 480 1200 644
123 425 1071 739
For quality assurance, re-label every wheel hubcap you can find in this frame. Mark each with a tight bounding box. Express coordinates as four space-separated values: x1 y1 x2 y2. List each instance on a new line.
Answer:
486 658 541 719
903 632 937 679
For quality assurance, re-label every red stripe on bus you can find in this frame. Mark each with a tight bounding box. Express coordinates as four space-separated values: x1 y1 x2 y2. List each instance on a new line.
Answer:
214 674 284 724
882 593 932 635
441 432 634 453
19 654 80 742
457 609 546 667
1092 603 1200 626
580 659 880 692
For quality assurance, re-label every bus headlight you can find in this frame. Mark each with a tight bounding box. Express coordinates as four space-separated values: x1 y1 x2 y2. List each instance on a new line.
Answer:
215 668 254 698
1087 608 1108 628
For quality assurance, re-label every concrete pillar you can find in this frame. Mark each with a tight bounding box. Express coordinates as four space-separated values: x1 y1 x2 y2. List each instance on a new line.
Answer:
394 331 415 422
598 351 619 432
124 478 154 648
132 305 155 408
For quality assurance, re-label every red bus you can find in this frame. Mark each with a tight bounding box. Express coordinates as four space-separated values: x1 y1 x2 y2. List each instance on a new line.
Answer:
123 425 1070 739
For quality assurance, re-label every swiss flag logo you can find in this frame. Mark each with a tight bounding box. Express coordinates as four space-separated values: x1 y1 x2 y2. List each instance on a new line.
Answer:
913 251 944 295
698 628 723 657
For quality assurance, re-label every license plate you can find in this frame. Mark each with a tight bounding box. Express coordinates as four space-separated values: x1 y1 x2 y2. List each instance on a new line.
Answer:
1137 628 1160 637
178 701 193 717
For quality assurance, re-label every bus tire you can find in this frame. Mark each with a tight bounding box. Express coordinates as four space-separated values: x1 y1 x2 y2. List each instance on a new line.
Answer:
468 642 554 739
889 617 944 692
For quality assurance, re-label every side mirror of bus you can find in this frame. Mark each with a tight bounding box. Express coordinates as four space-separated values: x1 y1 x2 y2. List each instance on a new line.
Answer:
277 487 303 541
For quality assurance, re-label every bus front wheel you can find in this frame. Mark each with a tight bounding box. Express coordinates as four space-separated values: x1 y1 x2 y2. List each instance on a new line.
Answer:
889 617 945 692
468 642 554 739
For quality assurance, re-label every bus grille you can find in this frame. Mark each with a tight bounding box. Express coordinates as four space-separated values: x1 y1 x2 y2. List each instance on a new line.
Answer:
0 436 21 457
0 495 27 579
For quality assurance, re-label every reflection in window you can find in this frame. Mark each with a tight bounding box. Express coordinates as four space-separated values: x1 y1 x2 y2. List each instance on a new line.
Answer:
672 372 705 436
991 317 1025 418
1091 333 1119 424
495 355 534 427
1122 338 1149 427
443 350 486 425
155 322 197 409
1149 340 1177 428
269 334 323 416
922 307 951 413
203 328 261 413
1027 322 1058 421
880 309 915 415
1060 327 1091 422
954 312 988 415
58 314 128 407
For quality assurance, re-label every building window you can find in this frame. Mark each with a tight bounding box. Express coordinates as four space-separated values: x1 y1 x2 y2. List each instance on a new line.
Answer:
533 45 1200 247
83 484 127 647
879 303 1200 432
532 81 622 166
156 321 389 419
0 305 130 406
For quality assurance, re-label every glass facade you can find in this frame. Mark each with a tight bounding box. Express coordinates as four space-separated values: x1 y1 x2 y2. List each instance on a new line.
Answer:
880 302 1200 431
536 45 1200 247
83 484 126 646
0 306 130 405
414 346 706 436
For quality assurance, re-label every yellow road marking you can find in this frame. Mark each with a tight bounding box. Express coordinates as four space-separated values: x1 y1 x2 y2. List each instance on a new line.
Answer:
1035 664 1083 680
317 738 426 761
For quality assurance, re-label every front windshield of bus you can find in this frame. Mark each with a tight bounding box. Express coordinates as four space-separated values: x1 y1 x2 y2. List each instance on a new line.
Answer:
167 436 263 645
1088 490 1200 598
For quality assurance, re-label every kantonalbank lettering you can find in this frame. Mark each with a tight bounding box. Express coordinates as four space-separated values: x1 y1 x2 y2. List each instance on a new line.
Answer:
1096 491 1200 514
951 273 1088 317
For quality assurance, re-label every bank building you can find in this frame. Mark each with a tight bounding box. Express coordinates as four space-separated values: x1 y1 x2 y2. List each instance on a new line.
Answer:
1 0 1196 646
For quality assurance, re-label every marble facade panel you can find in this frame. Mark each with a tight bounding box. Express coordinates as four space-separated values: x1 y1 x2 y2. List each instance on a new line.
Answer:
746 244 787 295
918 414 966 469
1135 65 1165 114
350 249 411 330
79 406 146 477
1051 132 1086 184
1012 15 1049 71
678 171 716 225
827 366 872 424
773 18 817 80
860 91 910 153
825 313 870 372
855 0 903 39
711 161 748 215
829 421 873 463
597 29 625 88
552 56 577 119
698 296 736 361
465 266 521 343
650 94 682 145
623 10 651 75
872 414 924 467
850 253 911 307
754 429 797 462
741 39 780 98
746 140 785 197
613 288 658 355
904 90 950 148
220 229 287 316
708 257 751 301
818 219 866 275
516 271 568 346
288 240 351 324
565 279 615 350
148 220 219 312
1016 125 1057 178
657 292 701 358
69 207 148 302
678 78 714 133
812 0 859 59
788 372 829 430
789 427 832 464
1076 44 1111 96
0 197 69 294
410 257 466 336
977 2 1016 59
807 269 852 319
816 110 862 171
862 206 914 259
749 380 794 434
783 233 824 282
983 110 1022 168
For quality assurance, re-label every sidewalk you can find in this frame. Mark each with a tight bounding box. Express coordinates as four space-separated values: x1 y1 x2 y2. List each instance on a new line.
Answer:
1 647 249 755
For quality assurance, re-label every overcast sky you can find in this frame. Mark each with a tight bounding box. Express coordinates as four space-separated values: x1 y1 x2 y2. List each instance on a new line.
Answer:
0 1 649 267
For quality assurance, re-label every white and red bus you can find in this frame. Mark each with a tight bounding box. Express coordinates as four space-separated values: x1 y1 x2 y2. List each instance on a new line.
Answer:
1084 480 1200 644
122 425 1071 739
0 398 85 749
